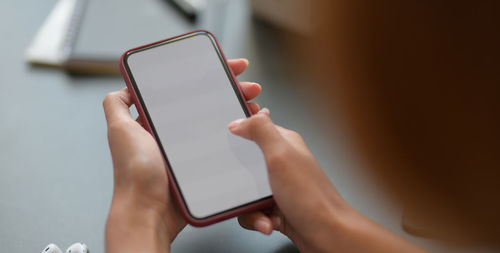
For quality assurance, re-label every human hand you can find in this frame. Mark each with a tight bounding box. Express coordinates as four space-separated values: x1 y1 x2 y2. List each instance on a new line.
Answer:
103 58 262 253
229 110 347 252
229 111 427 253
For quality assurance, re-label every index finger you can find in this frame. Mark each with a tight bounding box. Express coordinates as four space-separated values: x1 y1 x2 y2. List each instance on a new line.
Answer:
103 88 134 125
228 58 249 76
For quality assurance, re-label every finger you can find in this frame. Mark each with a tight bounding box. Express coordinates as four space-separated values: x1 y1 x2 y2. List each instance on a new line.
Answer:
240 82 261 101
239 82 262 101
269 213 282 231
247 102 260 114
267 207 285 231
238 212 273 235
228 108 284 155
103 88 134 125
228 58 249 76
135 116 143 127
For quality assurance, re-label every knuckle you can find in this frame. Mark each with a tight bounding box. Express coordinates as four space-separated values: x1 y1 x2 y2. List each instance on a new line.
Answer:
246 113 270 130
103 92 118 107
251 112 269 123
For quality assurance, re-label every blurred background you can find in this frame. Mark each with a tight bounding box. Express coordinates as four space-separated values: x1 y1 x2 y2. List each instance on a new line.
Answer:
0 0 495 252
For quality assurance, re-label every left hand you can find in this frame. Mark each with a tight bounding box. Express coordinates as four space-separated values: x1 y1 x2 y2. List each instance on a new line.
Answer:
103 59 261 253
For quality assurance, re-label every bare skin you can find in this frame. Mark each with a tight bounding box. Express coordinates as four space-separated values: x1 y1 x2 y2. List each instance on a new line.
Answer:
103 59 426 253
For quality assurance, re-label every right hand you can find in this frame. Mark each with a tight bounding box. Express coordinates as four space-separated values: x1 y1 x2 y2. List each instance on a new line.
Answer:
229 110 427 253
228 109 349 252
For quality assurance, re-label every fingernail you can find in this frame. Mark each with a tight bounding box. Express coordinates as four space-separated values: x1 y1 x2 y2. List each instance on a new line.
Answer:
253 82 262 89
259 108 270 115
228 118 244 130
255 219 272 235
241 58 249 66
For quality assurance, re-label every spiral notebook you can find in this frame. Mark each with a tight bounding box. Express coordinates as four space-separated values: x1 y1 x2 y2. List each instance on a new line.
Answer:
25 0 201 75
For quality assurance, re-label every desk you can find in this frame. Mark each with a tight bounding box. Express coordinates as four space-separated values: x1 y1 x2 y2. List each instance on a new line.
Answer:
0 0 446 252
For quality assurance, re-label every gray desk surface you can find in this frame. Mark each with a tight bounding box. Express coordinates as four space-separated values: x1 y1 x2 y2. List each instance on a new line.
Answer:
0 0 482 252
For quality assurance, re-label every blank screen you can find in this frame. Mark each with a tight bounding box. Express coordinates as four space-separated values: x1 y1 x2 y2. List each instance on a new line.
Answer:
125 32 272 219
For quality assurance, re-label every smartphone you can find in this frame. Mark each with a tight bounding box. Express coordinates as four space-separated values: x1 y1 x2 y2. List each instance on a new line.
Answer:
119 30 274 226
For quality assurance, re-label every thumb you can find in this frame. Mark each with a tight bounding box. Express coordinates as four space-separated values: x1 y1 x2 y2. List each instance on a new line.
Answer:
228 108 283 154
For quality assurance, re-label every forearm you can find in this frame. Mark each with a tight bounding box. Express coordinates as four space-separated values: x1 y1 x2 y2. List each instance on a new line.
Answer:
327 206 427 253
106 195 170 253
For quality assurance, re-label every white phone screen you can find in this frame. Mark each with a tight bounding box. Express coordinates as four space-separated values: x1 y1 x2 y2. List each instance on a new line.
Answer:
124 32 272 219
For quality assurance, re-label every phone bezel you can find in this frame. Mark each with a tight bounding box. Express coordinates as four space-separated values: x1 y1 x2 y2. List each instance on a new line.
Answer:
120 30 274 226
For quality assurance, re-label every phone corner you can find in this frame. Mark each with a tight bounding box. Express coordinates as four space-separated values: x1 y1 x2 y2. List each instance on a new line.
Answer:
192 29 212 36
119 50 133 68
181 209 215 227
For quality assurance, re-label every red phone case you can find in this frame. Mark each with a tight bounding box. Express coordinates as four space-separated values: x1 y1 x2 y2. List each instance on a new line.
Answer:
119 30 275 227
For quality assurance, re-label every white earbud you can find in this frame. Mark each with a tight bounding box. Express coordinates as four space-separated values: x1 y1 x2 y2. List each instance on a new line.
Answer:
65 242 89 253
41 244 63 253
41 243 89 253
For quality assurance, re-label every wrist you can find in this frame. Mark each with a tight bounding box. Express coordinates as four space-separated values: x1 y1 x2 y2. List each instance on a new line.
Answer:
325 203 426 253
314 198 358 252
106 194 171 253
